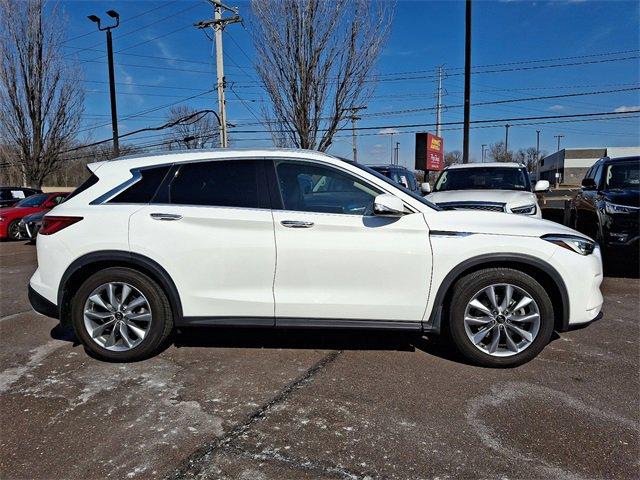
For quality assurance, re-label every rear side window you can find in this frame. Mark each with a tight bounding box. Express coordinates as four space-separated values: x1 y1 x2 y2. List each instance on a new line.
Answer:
110 166 171 204
167 160 261 208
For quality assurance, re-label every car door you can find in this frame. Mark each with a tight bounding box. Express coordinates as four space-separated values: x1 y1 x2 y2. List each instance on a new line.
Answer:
129 159 276 322
575 163 602 238
269 159 432 324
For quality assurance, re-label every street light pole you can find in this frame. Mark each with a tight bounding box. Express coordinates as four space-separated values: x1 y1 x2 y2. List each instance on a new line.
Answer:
535 130 541 180
88 10 120 157
462 0 472 163
348 106 367 162
481 144 487 163
554 134 565 187
504 124 510 160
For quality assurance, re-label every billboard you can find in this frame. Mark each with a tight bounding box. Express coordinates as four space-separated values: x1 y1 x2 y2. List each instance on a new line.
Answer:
415 132 444 171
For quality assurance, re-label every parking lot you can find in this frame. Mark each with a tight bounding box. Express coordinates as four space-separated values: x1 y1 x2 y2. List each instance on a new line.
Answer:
0 240 638 480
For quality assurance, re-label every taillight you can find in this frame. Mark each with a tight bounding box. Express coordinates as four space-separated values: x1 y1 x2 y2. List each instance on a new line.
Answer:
39 216 83 235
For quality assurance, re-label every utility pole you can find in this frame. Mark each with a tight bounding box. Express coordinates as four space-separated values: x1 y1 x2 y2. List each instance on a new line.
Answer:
481 144 487 163
535 130 541 180
504 124 510 160
554 134 565 187
435 66 444 138
88 10 120 157
394 142 400 166
389 132 395 164
195 1 241 148
348 106 367 162
462 0 472 163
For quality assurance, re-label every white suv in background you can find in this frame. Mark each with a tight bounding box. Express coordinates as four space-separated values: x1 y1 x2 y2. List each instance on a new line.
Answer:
426 162 549 217
28 149 602 367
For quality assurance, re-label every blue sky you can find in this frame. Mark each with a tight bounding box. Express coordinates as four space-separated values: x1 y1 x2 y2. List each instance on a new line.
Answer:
61 0 640 168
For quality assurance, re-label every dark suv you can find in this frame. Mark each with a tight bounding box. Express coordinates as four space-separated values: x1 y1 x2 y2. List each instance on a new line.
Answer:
367 165 421 193
569 156 639 254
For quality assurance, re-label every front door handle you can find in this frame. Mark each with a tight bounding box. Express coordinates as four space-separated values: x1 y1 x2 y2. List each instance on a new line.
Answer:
281 220 314 229
150 213 182 221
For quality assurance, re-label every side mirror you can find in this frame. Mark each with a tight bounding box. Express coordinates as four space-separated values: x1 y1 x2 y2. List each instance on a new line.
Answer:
43 201 55 208
420 182 431 194
581 178 597 191
533 180 550 192
373 194 405 217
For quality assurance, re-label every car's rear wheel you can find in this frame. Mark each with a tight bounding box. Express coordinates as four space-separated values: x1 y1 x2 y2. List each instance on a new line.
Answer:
71 267 173 362
7 219 21 240
448 268 554 367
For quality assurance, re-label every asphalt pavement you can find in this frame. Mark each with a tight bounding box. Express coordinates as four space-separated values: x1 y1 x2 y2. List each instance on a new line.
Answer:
0 241 638 480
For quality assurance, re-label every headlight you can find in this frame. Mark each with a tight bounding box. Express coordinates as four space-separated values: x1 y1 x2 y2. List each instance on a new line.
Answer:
542 234 596 255
605 201 638 215
511 204 537 215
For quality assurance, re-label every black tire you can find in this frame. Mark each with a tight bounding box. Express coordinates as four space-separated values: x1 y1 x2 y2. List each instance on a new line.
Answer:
7 219 21 240
447 267 554 368
71 267 173 362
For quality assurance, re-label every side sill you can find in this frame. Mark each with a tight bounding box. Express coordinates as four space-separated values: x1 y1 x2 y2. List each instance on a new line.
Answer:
178 317 275 327
177 317 423 331
278 318 421 331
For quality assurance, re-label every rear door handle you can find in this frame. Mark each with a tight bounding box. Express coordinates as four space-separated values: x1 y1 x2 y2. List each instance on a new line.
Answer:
281 220 314 229
150 213 182 221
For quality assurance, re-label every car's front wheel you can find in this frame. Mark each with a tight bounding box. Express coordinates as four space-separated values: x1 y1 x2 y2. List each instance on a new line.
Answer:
71 267 173 362
448 268 554 367
7 219 21 240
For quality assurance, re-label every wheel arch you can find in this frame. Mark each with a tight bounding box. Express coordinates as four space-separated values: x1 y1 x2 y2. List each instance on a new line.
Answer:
58 250 183 325
425 253 569 334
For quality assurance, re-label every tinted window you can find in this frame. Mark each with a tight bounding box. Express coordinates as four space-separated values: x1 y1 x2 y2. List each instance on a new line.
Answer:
66 172 99 201
592 164 604 187
275 161 380 215
168 160 261 208
434 167 530 192
604 160 640 190
111 166 171 204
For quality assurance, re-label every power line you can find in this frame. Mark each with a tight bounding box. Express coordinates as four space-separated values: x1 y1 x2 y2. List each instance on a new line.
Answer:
77 89 215 134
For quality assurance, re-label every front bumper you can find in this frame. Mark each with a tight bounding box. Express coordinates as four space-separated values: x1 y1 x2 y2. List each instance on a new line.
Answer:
28 284 59 319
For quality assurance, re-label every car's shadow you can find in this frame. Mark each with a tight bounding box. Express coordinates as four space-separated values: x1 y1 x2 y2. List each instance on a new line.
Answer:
50 324 563 367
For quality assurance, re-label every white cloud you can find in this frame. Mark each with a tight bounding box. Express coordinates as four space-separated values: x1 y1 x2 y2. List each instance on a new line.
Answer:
378 128 400 135
548 105 564 111
614 105 640 113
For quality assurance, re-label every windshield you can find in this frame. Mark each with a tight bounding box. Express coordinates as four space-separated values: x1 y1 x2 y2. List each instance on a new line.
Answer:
15 193 48 207
348 161 440 210
604 160 639 190
434 167 531 192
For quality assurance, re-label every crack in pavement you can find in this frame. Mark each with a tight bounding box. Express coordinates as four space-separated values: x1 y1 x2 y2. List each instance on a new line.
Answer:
224 444 364 480
166 350 342 480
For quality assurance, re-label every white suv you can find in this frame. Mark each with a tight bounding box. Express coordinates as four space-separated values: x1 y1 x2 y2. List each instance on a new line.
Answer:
28 149 603 367
427 162 549 217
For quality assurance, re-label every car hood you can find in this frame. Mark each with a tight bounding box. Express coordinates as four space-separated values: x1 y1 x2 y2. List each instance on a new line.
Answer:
427 209 589 239
427 189 537 210
602 189 640 208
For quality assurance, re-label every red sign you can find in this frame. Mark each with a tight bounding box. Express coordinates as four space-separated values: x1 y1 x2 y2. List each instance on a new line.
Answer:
426 133 444 171
414 132 444 171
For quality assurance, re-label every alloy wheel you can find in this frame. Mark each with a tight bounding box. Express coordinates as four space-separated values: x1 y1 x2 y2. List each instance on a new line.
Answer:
463 283 541 357
83 282 152 352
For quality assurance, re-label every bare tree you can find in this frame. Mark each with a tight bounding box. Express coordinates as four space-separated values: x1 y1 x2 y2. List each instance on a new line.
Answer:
0 0 84 188
488 141 513 163
163 106 219 150
515 146 546 173
250 0 393 151
444 150 462 167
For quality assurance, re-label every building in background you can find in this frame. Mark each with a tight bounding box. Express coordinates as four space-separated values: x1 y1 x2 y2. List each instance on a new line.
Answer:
539 146 640 185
